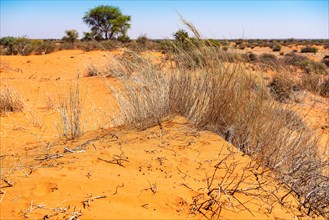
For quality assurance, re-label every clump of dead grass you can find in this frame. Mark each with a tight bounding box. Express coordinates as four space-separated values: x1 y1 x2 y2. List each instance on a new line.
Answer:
56 78 83 139
104 20 329 218
0 86 24 114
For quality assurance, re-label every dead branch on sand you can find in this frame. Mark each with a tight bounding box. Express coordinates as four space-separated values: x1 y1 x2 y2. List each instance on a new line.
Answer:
82 195 107 209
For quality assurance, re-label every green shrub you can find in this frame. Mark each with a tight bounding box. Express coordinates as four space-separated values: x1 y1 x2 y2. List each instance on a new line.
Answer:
62 29 79 44
299 60 327 74
30 39 55 55
301 46 318 53
59 42 75 50
0 36 17 55
0 36 55 55
15 37 33 55
117 35 130 43
272 44 282 52
281 53 327 74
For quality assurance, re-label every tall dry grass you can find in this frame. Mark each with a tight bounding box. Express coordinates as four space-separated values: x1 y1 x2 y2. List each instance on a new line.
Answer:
105 20 328 217
57 78 83 139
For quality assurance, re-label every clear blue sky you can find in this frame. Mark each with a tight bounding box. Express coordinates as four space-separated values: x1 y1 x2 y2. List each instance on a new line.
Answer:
1 0 328 39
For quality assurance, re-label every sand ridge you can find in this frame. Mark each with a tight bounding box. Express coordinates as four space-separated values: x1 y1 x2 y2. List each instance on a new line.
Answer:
0 117 316 219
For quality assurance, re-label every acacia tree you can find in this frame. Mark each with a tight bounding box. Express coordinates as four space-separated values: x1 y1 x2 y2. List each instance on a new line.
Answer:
83 5 131 40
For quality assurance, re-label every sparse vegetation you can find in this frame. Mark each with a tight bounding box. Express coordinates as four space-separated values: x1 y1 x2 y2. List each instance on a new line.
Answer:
1 10 329 220
57 78 83 139
106 21 329 218
0 36 56 55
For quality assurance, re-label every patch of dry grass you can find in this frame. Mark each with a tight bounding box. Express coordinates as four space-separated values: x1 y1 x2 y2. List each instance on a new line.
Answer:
0 86 24 114
56 79 83 139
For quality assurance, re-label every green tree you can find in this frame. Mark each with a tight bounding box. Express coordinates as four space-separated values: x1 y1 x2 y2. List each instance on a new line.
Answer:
83 5 131 40
62 29 79 44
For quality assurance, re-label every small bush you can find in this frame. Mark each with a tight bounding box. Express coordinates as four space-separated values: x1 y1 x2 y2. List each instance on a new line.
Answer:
58 42 75 50
0 87 24 113
62 29 79 44
272 44 282 52
117 35 130 43
258 53 280 69
322 55 329 67
247 52 258 62
222 46 228 51
301 46 318 54
274 107 306 131
301 73 322 93
30 39 55 55
320 78 329 98
299 60 328 75
76 41 101 52
281 53 327 74
268 73 298 102
136 34 148 46
238 43 246 50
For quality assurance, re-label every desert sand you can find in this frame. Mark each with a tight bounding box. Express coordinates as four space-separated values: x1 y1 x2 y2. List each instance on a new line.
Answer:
0 50 327 219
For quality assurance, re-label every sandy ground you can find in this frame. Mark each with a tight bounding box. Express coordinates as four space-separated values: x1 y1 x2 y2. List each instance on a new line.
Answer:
0 50 328 219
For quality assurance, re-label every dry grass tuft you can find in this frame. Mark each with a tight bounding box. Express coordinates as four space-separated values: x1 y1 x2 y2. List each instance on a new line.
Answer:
320 78 329 98
57 78 83 139
268 72 300 102
0 86 24 114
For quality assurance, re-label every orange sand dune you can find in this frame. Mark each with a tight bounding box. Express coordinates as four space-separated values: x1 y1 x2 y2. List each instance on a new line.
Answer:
0 50 327 219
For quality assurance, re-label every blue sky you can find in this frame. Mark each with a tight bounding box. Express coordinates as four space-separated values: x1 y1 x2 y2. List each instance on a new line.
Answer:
1 0 328 39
